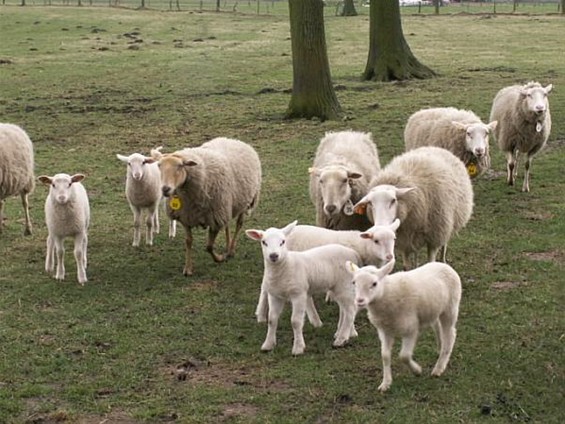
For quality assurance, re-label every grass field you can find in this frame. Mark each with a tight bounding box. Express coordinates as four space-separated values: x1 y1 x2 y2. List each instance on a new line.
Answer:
0 6 564 423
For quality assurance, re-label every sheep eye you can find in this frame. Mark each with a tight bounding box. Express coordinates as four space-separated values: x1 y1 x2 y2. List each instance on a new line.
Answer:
280 240 285 246
262 241 267 247
351 280 356 286
372 282 378 288
389 199 396 208
342 178 348 184
374 240 379 245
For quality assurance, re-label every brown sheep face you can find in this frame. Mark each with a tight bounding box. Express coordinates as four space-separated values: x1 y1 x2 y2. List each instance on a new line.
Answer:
158 155 197 197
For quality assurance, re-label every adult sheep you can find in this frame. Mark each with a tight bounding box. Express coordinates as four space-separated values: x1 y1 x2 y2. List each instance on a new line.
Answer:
150 137 261 276
354 147 473 270
0 123 35 236
489 81 553 192
404 107 497 179
309 130 380 231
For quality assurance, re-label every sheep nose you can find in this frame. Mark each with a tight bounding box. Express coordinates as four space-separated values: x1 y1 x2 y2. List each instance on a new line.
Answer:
386 254 394 261
269 253 279 262
535 105 545 114
475 147 485 157
356 298 366 308
325 204 337 214
162 186 171 197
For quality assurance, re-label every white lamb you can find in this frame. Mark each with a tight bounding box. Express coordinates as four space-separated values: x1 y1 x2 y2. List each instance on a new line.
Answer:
489 81 553 192
117 151 176 246
0 123 35 236
346 259 462 392
404 107 497 179
38 173 90 285
354 146 473 270
246 221 361 355
309 130 381 231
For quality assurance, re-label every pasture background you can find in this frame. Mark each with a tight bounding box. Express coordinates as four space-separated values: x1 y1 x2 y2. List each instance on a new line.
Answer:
0 6 564 423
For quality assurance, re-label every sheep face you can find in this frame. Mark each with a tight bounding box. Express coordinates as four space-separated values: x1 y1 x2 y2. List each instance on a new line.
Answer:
354 185 414 226
156 154 197 197
246 221 297 264
38 174 85 205
117 153 152 181
360 219 400 265
346 260 395 308
519 83 553 119
311 166 362 217
452 121 497 158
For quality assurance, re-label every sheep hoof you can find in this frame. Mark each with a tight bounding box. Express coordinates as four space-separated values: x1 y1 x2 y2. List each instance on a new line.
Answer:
332 337 349 348
183 268 193 277
291 347 305 356
24 228 32 236
378 382 391 393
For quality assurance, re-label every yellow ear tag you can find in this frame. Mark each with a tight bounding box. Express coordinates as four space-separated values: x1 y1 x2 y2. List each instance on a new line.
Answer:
466 162 478 178
169 196 182 211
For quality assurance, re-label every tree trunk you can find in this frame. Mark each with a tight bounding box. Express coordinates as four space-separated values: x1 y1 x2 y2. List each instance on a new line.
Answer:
286 0 341 121
363 0 436 81
342 0 358 16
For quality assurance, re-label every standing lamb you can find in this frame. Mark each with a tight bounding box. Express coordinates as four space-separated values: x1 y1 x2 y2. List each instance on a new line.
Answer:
354 146 473 270
117 151 171 247
38 173 90 285
150 137 261 276
404 107 497 178
309 130 381 231
246 221 361 355
0 123 35 236
346 260 462 392
489 81 553 192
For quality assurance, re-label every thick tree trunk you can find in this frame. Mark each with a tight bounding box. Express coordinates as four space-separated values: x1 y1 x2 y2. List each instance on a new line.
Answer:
286 0 341 121
363 0 436 81
342 0 358 16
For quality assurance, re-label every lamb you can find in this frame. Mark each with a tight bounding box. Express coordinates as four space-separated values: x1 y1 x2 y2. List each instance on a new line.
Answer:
38 173 90 285
354 146 473 270
404 107 497 179
246 221 361 355
150 137 261 276
346 260 462 392
0 123 35 236
489 81 553 192
309 130 381 231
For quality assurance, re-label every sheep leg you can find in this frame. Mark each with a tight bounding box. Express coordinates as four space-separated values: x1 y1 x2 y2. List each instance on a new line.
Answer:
224 226 231 257
83 232 88 269
377 328 395 392
255 276 268 323
306 296 323 328
131 206 142 247
183 225 194 276
0 199 4 233
206 227 225 263
227 213 245 258
153 205 160 234
333 297 356 347
74 232 88 285
168 219 177 238
145 206 158 246
45 235 55 273
427 245 441 263
505 151 516 186
21 192 32 236
439 245 447 263
54 237 66 281
522 155 532 193
262 294 284 352
289 293 307 355
432 316 458 376
399 331 422 375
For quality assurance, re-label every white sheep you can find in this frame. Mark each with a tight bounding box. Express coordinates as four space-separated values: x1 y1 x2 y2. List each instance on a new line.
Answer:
150 137 261 276
38 173 90 285
309 130 381 231
254 219 400 324
489 81 553 192
404 107 497 178
246 221 361 355
346 259 462 392
117 151 172 246
0 123 35 236
354 146 473 270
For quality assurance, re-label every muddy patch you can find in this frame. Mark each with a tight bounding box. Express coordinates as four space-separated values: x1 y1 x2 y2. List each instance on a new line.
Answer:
220 402 260 421
490 281 527 290
524 250 564 264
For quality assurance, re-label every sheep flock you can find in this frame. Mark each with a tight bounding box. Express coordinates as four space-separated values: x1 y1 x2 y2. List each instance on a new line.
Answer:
1 79 556 393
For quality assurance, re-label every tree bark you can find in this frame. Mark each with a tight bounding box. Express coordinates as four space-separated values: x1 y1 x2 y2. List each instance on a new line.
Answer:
286 0 341 121
363 0 436 81
342 0 358 16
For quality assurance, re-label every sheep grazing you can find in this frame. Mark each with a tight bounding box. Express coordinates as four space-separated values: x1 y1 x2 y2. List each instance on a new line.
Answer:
489 81 553 192
246 221 361 355
309 130 381 231
117 151 166 247
0 123 35 236
150 137 261 276
354 146 473 270
404 107 497 179
346 260 462 392
38 174 90 285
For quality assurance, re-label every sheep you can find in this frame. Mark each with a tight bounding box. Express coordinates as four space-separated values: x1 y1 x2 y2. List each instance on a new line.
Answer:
150 137 261 276
254 219 400 324
309 130 381 231
346 259 462 392
38 173 90 285
354 146 473 270
246 221 361 355
489 81 553 192
0 123 35 236
404 107 497 178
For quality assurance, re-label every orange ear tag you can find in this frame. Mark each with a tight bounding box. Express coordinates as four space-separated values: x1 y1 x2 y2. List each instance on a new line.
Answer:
169 196 182 211
354 203 367 215
466 162 478 178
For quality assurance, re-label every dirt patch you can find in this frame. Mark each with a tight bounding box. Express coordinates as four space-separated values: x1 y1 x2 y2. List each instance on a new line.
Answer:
523 211 554 221
76 410 139 424
220 403 260 421
490 281 526 290
524 250 564 264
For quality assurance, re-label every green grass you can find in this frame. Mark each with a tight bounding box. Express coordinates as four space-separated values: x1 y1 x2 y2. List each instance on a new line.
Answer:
1 6 564 423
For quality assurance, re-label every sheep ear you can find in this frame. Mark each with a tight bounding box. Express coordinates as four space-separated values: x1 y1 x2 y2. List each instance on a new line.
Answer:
347 171 363 180
359 231 372 240
245 229 263 241
116 154 129 163
390 218 401 231
377 259 395 278
308 167 320 177
395 187 414 198
143 157 156 164
71 174 85 183
544 84 553 94
452 121 468 131
282 220 297 237
38 176 52 185
150 146 163 160
353 195 369 215
487 121 498 132
183 160 197 167
345 261 359 274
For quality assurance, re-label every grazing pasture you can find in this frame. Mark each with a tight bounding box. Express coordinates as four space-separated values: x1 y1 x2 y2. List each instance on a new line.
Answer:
0 6 563 423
